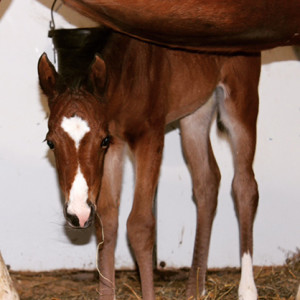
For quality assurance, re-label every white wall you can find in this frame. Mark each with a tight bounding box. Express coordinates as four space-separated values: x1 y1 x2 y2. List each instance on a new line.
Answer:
0 0 299 271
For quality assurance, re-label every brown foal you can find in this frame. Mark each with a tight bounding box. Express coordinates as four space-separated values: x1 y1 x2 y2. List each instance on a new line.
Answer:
38 29 261 300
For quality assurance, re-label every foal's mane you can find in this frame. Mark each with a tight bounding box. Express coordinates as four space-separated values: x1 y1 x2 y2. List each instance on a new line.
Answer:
57 73 93 93
55 74 107 105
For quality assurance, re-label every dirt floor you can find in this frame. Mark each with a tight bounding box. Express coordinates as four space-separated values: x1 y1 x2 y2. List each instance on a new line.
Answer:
10 251 300 300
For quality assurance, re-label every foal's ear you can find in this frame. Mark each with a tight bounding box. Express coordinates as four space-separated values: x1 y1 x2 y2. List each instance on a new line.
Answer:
38 53 58 99
89 54 107 95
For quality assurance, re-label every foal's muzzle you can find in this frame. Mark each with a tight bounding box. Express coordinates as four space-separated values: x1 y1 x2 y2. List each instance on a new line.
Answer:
64 202 95 229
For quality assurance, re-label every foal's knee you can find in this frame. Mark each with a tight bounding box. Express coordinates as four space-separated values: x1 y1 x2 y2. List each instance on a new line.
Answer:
96 206 119 245
127 212 155 252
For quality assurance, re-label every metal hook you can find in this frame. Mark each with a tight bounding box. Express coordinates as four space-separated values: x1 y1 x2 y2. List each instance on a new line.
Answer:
49 0 58 64
49 0 57 36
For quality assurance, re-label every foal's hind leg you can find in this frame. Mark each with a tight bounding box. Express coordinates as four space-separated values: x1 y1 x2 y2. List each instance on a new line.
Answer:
219 55 261 300
180 96 221 299
96 138 125 300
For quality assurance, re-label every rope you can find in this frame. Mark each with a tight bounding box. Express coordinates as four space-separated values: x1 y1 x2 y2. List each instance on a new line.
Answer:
95 212 115 295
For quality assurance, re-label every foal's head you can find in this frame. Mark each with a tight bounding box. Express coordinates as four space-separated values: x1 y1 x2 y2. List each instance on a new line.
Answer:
38 53 108 228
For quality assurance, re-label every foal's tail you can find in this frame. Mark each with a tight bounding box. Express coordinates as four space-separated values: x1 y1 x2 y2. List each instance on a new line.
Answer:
216 111 227 133
215 86 227 133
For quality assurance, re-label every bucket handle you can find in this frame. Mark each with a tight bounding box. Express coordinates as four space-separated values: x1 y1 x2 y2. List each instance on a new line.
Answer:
49 0 58 37
48 0 63 64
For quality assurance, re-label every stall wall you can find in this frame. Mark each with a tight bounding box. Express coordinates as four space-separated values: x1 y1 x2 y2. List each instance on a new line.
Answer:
0 0 299 271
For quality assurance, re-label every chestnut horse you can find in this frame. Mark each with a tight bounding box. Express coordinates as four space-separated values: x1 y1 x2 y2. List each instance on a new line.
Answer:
38 28 261 300
62 0 300 51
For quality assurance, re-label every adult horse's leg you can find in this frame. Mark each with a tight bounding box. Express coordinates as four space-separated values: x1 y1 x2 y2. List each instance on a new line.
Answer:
96 138 126 300
179 96 221 299
219 54 261 300
126 128 165 300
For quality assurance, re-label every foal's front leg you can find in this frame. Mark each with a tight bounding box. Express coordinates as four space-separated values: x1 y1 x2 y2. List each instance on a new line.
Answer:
96 139 125 300
126 129 164 300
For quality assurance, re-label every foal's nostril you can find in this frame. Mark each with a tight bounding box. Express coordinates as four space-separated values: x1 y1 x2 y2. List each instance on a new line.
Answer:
66 211 80 228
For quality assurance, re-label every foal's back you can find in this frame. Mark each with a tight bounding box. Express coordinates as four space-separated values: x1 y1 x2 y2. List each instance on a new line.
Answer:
102 32 260 128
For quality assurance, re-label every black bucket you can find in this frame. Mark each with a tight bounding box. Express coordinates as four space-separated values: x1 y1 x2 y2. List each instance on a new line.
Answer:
49 27 111 85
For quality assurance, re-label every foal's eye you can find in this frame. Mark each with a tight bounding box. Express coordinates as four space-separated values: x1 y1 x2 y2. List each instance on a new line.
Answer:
47 140 55 150
101 136 111 149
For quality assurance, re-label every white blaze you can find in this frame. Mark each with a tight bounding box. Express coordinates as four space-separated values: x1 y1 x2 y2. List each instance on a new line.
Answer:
61 116 91 226
68 167 90 227
238 252 257 300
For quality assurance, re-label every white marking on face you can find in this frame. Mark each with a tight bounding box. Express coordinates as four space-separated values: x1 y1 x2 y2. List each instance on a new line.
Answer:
67 167 91 227
238 252 257 300
61 115 90 149
61 116 91 227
